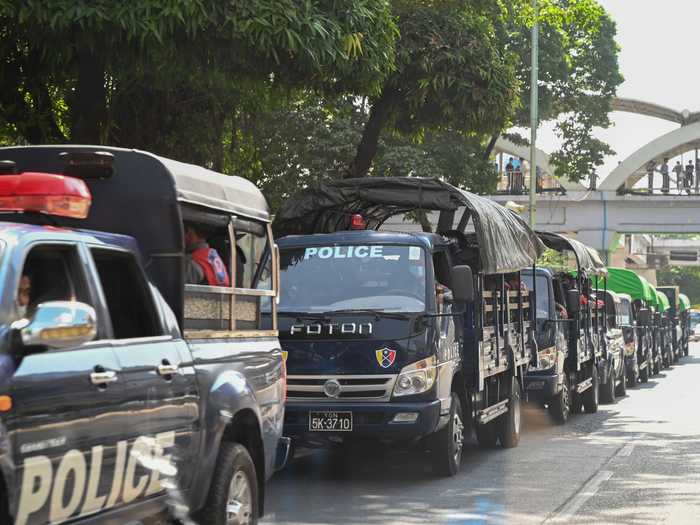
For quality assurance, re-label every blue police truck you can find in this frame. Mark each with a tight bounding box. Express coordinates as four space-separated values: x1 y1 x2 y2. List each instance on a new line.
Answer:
270 177 543 476
0 146 288 525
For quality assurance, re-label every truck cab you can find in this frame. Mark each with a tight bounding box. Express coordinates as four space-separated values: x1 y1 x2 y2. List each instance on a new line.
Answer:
0 146 286 525
272 177 543 476
521 268 571 423
596 289 627 403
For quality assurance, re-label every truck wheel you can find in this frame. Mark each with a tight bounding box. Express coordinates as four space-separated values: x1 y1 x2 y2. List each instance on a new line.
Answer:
639 362 649 383
548 374 570 425
498 376 521 448
616 364 627 397
600 363 616 404
196 442 258 525
431 392 464 477
476 421 498 448
582 366 599 414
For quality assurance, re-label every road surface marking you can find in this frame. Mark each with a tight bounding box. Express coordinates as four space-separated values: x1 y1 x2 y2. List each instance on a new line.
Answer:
546 470 613 523
616 442 635 457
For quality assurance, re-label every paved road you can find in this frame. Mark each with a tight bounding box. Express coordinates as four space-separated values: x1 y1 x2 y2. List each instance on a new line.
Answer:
263 344 700 524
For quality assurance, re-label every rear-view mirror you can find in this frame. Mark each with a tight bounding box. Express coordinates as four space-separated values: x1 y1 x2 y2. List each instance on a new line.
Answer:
451 265 474 303
566 289 581 315
12 301 97 353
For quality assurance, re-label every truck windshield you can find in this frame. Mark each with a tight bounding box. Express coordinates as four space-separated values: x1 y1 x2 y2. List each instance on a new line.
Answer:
277 244 427 313
522 274 550 319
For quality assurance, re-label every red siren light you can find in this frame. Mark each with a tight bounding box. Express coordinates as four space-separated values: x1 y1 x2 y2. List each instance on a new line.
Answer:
350 214 366 230
0 172 92 219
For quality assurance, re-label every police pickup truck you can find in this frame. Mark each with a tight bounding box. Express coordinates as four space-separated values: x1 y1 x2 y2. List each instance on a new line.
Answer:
272 177 543 476
0 146 287 525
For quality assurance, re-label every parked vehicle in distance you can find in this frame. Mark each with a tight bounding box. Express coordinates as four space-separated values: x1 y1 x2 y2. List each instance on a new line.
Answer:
596 289 627 402
655 289 673 369
605 268 657 382
0 146 288 525
657 286 682 363
679 294 692 355
272 177 543 476
689 309 700 342
617 294 641 388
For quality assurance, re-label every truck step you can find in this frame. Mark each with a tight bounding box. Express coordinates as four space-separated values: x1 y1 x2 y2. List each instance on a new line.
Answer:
477 399 509 425
639 360 648 370
576 377 593 394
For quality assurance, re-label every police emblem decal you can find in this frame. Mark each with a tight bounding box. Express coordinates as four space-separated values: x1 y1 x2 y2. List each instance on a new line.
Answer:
375 348 396 369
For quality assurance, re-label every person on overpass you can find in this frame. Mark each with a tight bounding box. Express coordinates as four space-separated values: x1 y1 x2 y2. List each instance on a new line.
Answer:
673 160 683 194
646 160 657 194
685 160 694 195
660 158 670 194
505 158 514 193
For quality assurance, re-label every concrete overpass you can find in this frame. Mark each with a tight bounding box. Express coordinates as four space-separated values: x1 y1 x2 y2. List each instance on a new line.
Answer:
485 97 700 259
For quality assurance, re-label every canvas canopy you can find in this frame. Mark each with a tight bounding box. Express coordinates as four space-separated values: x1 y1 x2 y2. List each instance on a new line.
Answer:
680 293 691 312
605 267 657 308
656 290 670 312
273 177 545 275
536 231 604 274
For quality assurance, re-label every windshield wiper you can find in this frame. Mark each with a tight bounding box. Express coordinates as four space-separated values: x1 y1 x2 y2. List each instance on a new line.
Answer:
322 308 416 319
277 311 331 321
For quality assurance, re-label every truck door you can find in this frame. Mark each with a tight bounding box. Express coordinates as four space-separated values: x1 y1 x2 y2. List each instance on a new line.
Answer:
9 243 125 525
86 247 200 502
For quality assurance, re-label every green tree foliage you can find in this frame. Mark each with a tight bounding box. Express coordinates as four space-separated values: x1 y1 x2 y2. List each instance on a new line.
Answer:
512 0 624 182
657 266 700 306
0 0 397 164
346 0 521 177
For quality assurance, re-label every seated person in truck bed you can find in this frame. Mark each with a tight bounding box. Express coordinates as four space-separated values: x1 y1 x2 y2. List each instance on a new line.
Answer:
185 222 231 286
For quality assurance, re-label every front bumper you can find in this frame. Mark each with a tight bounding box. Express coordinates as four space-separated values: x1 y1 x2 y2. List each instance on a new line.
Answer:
283 399 442 445
523 370 560 400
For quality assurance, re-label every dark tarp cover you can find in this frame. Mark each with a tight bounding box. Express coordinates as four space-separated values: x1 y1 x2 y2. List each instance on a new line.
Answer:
680 293 691 312
536 231 603 274
273 177 545 274
0 145 271 327
606 267 657 308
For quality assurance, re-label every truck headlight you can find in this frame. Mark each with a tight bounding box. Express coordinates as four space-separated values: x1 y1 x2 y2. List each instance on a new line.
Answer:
533 346 557 371
392 356 437 397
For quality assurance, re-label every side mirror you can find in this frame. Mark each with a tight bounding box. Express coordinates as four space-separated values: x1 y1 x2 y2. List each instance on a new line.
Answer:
566 289 581 315
11 301 97 353
451 265 474 303
637 308 650 325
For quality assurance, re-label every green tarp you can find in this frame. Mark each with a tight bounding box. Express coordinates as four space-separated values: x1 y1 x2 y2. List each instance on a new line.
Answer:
605 267 657 308
656 290 670 312
679 293 691 312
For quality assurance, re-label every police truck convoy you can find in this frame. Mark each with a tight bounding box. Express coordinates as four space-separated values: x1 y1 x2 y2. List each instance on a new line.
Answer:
0 146 288 525
0 148 692 523
270 177 543 476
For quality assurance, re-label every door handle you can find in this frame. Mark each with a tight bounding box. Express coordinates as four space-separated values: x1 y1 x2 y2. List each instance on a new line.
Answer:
90 370 118 386
157 363 179 377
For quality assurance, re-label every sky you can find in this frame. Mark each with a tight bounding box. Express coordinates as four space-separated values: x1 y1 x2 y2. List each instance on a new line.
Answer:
537 0 700 181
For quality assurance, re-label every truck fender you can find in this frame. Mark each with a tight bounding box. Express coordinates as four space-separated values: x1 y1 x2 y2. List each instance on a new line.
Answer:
0 420 17 522
187 370 264 515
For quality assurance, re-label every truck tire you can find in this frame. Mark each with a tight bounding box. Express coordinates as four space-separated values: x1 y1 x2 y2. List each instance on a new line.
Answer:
195 442 259 525
600 363 616 404
582 366 599 414
639 361 649 383
616 364 627 397
548 374 570 425
431 392 465 477
498 376 521 448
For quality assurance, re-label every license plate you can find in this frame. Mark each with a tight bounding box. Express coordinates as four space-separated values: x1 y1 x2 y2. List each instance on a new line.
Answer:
308 411 353 432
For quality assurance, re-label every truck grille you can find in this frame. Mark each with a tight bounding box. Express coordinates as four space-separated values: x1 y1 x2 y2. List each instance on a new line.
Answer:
287 375 396 401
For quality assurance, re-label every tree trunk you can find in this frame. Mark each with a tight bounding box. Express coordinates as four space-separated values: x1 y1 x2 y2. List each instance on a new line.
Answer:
70 47 106 144
346 86 399 178
417 210 433 233
483 132 500 161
